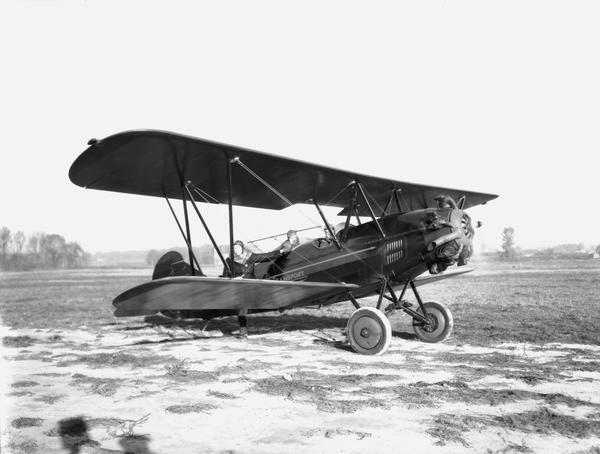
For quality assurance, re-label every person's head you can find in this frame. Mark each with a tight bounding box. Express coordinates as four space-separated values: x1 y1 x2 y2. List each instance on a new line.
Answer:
233 240 244 257
287 230 298 245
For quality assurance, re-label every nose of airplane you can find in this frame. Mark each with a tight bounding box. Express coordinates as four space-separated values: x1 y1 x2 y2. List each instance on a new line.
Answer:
427 209 475 274
456 210 475 265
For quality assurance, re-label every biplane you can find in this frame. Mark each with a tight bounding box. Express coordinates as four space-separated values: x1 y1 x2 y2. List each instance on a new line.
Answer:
69 130 497 355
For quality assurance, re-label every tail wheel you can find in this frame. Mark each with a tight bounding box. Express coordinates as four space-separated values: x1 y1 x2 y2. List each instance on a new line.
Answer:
160 310 183 319
412 301 453 343
346 307 392 355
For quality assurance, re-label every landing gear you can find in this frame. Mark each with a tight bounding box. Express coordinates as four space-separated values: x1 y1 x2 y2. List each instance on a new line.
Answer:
345 279 454 354
412 300 453 343
236 309 248 338
385 281 453 343
346 307 392 355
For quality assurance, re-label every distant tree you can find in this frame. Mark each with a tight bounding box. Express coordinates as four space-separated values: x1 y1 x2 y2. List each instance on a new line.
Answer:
552 243 585 255
13 231 25 255
596 244 600 255
0 226 11 266
0 228 90 270
500 227 517 260
63 242 88 268
27 233 42 255
39 233 67 267
146 249 161 266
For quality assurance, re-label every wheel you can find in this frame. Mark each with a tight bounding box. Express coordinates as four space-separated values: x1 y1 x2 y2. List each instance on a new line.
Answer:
346 307 392 355
412 301 453 343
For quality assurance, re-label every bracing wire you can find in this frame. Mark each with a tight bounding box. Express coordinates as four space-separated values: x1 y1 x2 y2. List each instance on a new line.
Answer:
362 184 385 215
186 161 388 286
234 159 294 207
234 159 322 227
192 188 210 204
193 186 220 204
323 183 351 207
234 160 389 283
232 159 352 284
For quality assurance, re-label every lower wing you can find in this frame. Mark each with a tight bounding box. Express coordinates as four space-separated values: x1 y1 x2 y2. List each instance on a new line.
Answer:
412 267 473 286
113 276 358 317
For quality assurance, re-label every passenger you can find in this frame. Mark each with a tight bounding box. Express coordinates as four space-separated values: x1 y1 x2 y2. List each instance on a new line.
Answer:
221 240 252 338
222 240 252 277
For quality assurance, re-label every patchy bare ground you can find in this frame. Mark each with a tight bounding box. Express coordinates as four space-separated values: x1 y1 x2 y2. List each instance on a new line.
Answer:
2 321 600 453
1 260 600 453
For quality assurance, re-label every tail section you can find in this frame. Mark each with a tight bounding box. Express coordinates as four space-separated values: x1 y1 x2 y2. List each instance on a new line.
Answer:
152 251 203 280
150 251 204 319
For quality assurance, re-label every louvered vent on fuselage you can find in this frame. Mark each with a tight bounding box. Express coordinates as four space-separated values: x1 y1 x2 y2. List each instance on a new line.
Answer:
385 238 404 265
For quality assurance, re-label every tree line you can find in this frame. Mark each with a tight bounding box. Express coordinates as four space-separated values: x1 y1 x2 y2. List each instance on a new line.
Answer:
499 226 600 260
0 226 90 271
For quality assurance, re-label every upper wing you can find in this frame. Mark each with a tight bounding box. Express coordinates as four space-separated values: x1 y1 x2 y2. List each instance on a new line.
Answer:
69 130 498 211
113 276 358 317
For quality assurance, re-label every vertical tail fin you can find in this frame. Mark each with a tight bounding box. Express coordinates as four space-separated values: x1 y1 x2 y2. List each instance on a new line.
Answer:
152 251 204 280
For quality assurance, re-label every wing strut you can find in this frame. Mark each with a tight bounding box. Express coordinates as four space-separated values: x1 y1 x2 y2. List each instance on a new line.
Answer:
393 188 405 213
311 198 342 249
185 183 230 274
181 186 196 275
227 157 235 277
164 194 202 273
355 181 386 238
340 183 358 242
383 187 404 216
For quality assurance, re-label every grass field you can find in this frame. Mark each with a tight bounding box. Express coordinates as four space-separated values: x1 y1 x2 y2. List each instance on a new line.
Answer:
2 258 598 344
1 257 599 453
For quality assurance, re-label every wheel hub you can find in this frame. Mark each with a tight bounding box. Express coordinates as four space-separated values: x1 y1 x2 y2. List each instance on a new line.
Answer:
347 307 392 355
352 316 382 349
422 314 439 333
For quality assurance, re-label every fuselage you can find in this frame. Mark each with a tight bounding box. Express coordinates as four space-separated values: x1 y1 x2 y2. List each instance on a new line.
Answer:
146 206 475 318
250 206 474 306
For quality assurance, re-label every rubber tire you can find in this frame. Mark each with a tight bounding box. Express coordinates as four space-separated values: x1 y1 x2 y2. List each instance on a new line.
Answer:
412 301 453 343
346 307 392 355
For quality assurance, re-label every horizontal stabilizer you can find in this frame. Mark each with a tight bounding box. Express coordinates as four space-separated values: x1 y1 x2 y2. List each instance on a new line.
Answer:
113 276 358 317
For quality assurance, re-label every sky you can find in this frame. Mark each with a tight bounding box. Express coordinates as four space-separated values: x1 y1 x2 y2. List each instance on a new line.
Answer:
1 0 599 253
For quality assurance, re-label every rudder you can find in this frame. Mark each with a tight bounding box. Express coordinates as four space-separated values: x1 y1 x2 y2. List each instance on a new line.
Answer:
152 251 203 280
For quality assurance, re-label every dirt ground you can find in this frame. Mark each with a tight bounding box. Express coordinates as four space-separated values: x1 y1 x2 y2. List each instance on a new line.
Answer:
2 260 600 453
2 319 600 453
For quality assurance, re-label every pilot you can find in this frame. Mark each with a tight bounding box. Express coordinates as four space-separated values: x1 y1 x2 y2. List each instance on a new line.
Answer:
279 229 299 254
314 224 335 248
266 230 299 277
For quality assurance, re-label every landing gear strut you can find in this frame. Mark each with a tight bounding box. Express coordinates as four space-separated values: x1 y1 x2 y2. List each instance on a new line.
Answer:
237 309 248 338
383 280 453 343
346 278 454 354
411 300 453 343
